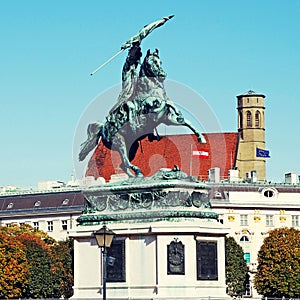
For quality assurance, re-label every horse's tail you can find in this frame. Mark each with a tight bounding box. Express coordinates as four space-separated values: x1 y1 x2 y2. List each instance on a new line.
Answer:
78 122 103 161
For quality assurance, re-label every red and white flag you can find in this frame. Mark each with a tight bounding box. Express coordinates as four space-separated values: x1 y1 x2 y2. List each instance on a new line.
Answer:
192 149 209 159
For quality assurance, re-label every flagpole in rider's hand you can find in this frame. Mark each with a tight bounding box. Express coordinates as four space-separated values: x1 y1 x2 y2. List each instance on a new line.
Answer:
90 15 174 76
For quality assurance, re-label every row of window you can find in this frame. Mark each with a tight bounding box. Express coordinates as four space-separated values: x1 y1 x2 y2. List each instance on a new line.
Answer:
239 110 262 128
239 214 299 227
30 220 68 231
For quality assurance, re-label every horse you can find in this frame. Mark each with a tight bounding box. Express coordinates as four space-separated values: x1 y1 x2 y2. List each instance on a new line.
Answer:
79 48 206 178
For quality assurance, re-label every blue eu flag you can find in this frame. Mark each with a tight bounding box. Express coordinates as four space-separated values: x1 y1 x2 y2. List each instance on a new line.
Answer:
256 147 270 158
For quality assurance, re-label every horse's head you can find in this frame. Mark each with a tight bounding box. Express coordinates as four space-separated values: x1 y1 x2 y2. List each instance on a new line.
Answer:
139 49 166 82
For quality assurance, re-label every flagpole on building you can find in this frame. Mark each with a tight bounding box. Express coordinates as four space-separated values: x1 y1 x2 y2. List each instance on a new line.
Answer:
190 144 193 176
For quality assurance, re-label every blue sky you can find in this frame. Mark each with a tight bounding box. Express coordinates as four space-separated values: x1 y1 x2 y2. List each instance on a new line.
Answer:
0 0 299 187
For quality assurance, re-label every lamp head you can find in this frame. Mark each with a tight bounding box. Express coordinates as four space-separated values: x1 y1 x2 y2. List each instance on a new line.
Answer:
94 225 115 248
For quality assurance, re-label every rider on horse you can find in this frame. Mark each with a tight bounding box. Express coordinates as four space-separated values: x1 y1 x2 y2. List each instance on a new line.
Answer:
107 42 143 133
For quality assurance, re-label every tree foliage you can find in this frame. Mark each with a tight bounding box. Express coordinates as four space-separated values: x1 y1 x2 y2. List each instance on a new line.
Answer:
0 232 28 299
0 223 56 244
19 233 55 298
225 236 249 297
50 239 74 298
254 227 300 298
0 224 73 299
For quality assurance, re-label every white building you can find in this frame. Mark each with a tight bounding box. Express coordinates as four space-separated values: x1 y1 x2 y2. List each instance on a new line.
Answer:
1 179 300 298
0 187 83 241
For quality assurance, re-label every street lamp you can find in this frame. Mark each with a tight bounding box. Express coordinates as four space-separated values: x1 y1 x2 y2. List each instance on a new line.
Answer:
94 225 115 300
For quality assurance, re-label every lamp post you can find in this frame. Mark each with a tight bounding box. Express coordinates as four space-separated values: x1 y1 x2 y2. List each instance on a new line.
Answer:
94 225 115 300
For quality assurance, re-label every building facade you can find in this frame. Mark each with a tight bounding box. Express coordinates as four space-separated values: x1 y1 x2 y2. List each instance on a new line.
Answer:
0 188 83 241
1 181 300 298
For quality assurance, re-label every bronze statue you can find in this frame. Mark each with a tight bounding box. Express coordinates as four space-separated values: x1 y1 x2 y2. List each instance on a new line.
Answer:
79 16 206 178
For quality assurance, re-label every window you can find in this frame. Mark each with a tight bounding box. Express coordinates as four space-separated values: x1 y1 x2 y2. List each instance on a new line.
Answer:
255 111 261 128
62 198 69 205
266 215 274 227
196 241 218 280
246 111 252 127
239 112 243 129
33 222 39 230
47 221 53 232
260 187 277 198
264 190 274 197
218 215 224 224
240 235 249 242
244 252 250 264
61 220 68 231
240 214 248 226
292 215 299 227
34 200 41 207
7 202 13 209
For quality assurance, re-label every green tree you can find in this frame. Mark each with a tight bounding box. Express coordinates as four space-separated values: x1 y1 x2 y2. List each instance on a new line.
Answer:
19 233 55 298
0 231 29 299
50 239 74 298
254 227 300 298
225 236 249 297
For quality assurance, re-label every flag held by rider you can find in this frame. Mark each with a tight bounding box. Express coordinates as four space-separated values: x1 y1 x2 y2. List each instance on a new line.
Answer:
90 15 174 76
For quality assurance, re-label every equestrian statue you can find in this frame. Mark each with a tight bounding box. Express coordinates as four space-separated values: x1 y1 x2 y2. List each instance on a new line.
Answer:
79 15 206 178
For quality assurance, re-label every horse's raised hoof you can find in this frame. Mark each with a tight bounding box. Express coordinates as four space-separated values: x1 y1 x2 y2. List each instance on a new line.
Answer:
136 172 144 178
135 170 144 178
176 117 184 123
198 136 207 143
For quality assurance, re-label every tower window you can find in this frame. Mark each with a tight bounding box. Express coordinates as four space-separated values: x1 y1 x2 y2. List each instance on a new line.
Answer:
246 111 252 127
239 112 243 129
255 111 261 128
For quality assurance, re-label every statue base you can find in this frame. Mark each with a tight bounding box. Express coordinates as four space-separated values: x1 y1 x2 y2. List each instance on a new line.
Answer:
70 169 230 299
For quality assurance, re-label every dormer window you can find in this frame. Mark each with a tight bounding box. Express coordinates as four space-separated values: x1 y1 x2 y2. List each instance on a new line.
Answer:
259 187 278 198
7 203 13 209
62 198 69 205
34 200 41 207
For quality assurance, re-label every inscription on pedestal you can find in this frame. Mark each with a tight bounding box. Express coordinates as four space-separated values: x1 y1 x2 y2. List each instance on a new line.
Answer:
107 239 126 282
196 241 218 280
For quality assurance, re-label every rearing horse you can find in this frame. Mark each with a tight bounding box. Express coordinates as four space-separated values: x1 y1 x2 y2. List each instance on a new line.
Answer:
79 48 206 177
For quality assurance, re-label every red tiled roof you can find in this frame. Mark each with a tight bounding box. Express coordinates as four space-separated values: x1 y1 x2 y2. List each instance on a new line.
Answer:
85 133 239 182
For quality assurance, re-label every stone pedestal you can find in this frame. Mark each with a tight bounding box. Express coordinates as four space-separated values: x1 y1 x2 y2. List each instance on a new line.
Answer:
70 169 230 299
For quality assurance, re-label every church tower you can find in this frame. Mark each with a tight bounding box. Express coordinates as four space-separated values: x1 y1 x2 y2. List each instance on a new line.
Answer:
235 90 266 181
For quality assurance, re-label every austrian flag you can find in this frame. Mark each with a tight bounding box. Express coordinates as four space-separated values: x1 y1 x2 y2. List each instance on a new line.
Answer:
192 149 209 159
